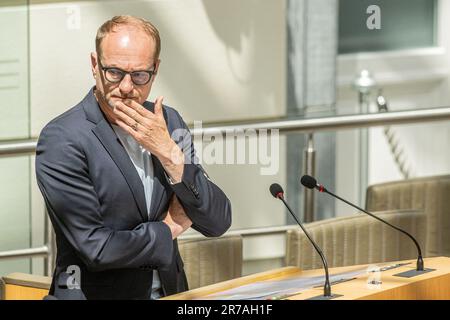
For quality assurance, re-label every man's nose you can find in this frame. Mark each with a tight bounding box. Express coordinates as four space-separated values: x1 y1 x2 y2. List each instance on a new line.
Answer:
119 74 134 95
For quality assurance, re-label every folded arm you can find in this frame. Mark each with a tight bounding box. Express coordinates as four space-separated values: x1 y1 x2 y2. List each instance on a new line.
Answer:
164 109 233 237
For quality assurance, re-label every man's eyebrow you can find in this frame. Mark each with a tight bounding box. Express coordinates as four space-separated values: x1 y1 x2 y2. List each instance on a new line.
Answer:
102 62 154 71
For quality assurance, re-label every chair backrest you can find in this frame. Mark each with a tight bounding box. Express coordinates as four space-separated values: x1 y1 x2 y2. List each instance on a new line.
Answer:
366 175 450 257
178 235 243 290
286 209 426 270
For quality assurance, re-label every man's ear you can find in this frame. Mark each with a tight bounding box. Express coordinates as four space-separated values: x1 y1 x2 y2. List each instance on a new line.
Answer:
154 59 161 75
90 52 98 77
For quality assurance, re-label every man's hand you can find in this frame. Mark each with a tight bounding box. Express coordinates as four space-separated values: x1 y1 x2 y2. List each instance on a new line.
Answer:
113 96 185 183
163 195 192 239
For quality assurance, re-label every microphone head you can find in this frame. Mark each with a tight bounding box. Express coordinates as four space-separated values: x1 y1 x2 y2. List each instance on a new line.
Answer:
269 183 284 199
301 175 317 189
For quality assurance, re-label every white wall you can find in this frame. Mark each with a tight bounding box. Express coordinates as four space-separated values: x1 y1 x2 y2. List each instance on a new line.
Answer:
0 3 32 276
0 5 29 139
29 0 286 131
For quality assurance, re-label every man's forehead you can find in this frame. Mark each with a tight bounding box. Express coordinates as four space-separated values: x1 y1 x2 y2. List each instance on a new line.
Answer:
101 26 155 57
118 34 131 48
100 32 155 69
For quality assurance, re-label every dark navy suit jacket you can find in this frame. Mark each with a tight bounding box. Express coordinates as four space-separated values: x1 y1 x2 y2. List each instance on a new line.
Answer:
35 88 232 299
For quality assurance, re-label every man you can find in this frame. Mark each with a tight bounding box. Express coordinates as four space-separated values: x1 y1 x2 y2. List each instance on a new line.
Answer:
35 15 232 300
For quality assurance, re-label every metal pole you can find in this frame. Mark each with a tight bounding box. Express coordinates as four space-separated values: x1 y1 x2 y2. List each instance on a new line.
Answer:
2 107 450 155
359 91 369 206
0 246 48 260
191 107 450 136
303 133 316 222
353 70 376 206
0 140 37 157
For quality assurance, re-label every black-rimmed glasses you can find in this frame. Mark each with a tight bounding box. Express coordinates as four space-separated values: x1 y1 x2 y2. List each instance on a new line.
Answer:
98 60 156 85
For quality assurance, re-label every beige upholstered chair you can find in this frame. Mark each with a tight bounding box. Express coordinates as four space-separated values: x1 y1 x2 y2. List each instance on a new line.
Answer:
286 209 426 270
178 235 243 290
366 175 450 257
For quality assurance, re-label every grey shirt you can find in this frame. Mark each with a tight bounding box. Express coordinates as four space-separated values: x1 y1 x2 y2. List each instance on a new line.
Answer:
112 124 162 299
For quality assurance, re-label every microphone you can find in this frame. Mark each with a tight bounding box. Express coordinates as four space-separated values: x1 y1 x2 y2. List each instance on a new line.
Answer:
270 183 332 298
301 175 427 274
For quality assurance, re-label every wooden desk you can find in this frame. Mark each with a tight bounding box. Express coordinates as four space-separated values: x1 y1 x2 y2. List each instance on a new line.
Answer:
163 256 450 300
1 273 51 300
3 257 449 300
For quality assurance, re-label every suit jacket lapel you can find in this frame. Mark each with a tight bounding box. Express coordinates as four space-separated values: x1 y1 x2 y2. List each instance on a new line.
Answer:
83 87 148 222
148 155 167 220
144 100 171 221
93 120 148 222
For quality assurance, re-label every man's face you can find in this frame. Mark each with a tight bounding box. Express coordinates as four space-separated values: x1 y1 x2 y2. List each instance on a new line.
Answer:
91 26 160 111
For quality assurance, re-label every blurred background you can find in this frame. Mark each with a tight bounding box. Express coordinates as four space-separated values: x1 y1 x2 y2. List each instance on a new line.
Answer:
1 0 450 281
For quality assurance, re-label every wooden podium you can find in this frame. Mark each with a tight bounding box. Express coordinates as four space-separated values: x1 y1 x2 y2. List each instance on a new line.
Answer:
163 256 450 300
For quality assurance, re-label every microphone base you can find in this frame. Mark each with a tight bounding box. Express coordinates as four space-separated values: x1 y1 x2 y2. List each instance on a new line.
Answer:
393 268 435 278
306 293 343 300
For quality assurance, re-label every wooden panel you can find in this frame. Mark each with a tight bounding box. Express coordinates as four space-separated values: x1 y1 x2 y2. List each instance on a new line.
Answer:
3 272 51 290
4 257 449 300
164 267 301 300
360 274 450 300
4 284 49 300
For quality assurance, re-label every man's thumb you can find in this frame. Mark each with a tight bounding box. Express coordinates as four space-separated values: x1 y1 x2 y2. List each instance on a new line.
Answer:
155 96 164 115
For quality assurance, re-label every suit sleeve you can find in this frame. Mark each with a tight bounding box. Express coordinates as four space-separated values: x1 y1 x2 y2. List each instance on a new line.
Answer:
166 109 232 237
35 122 173 272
